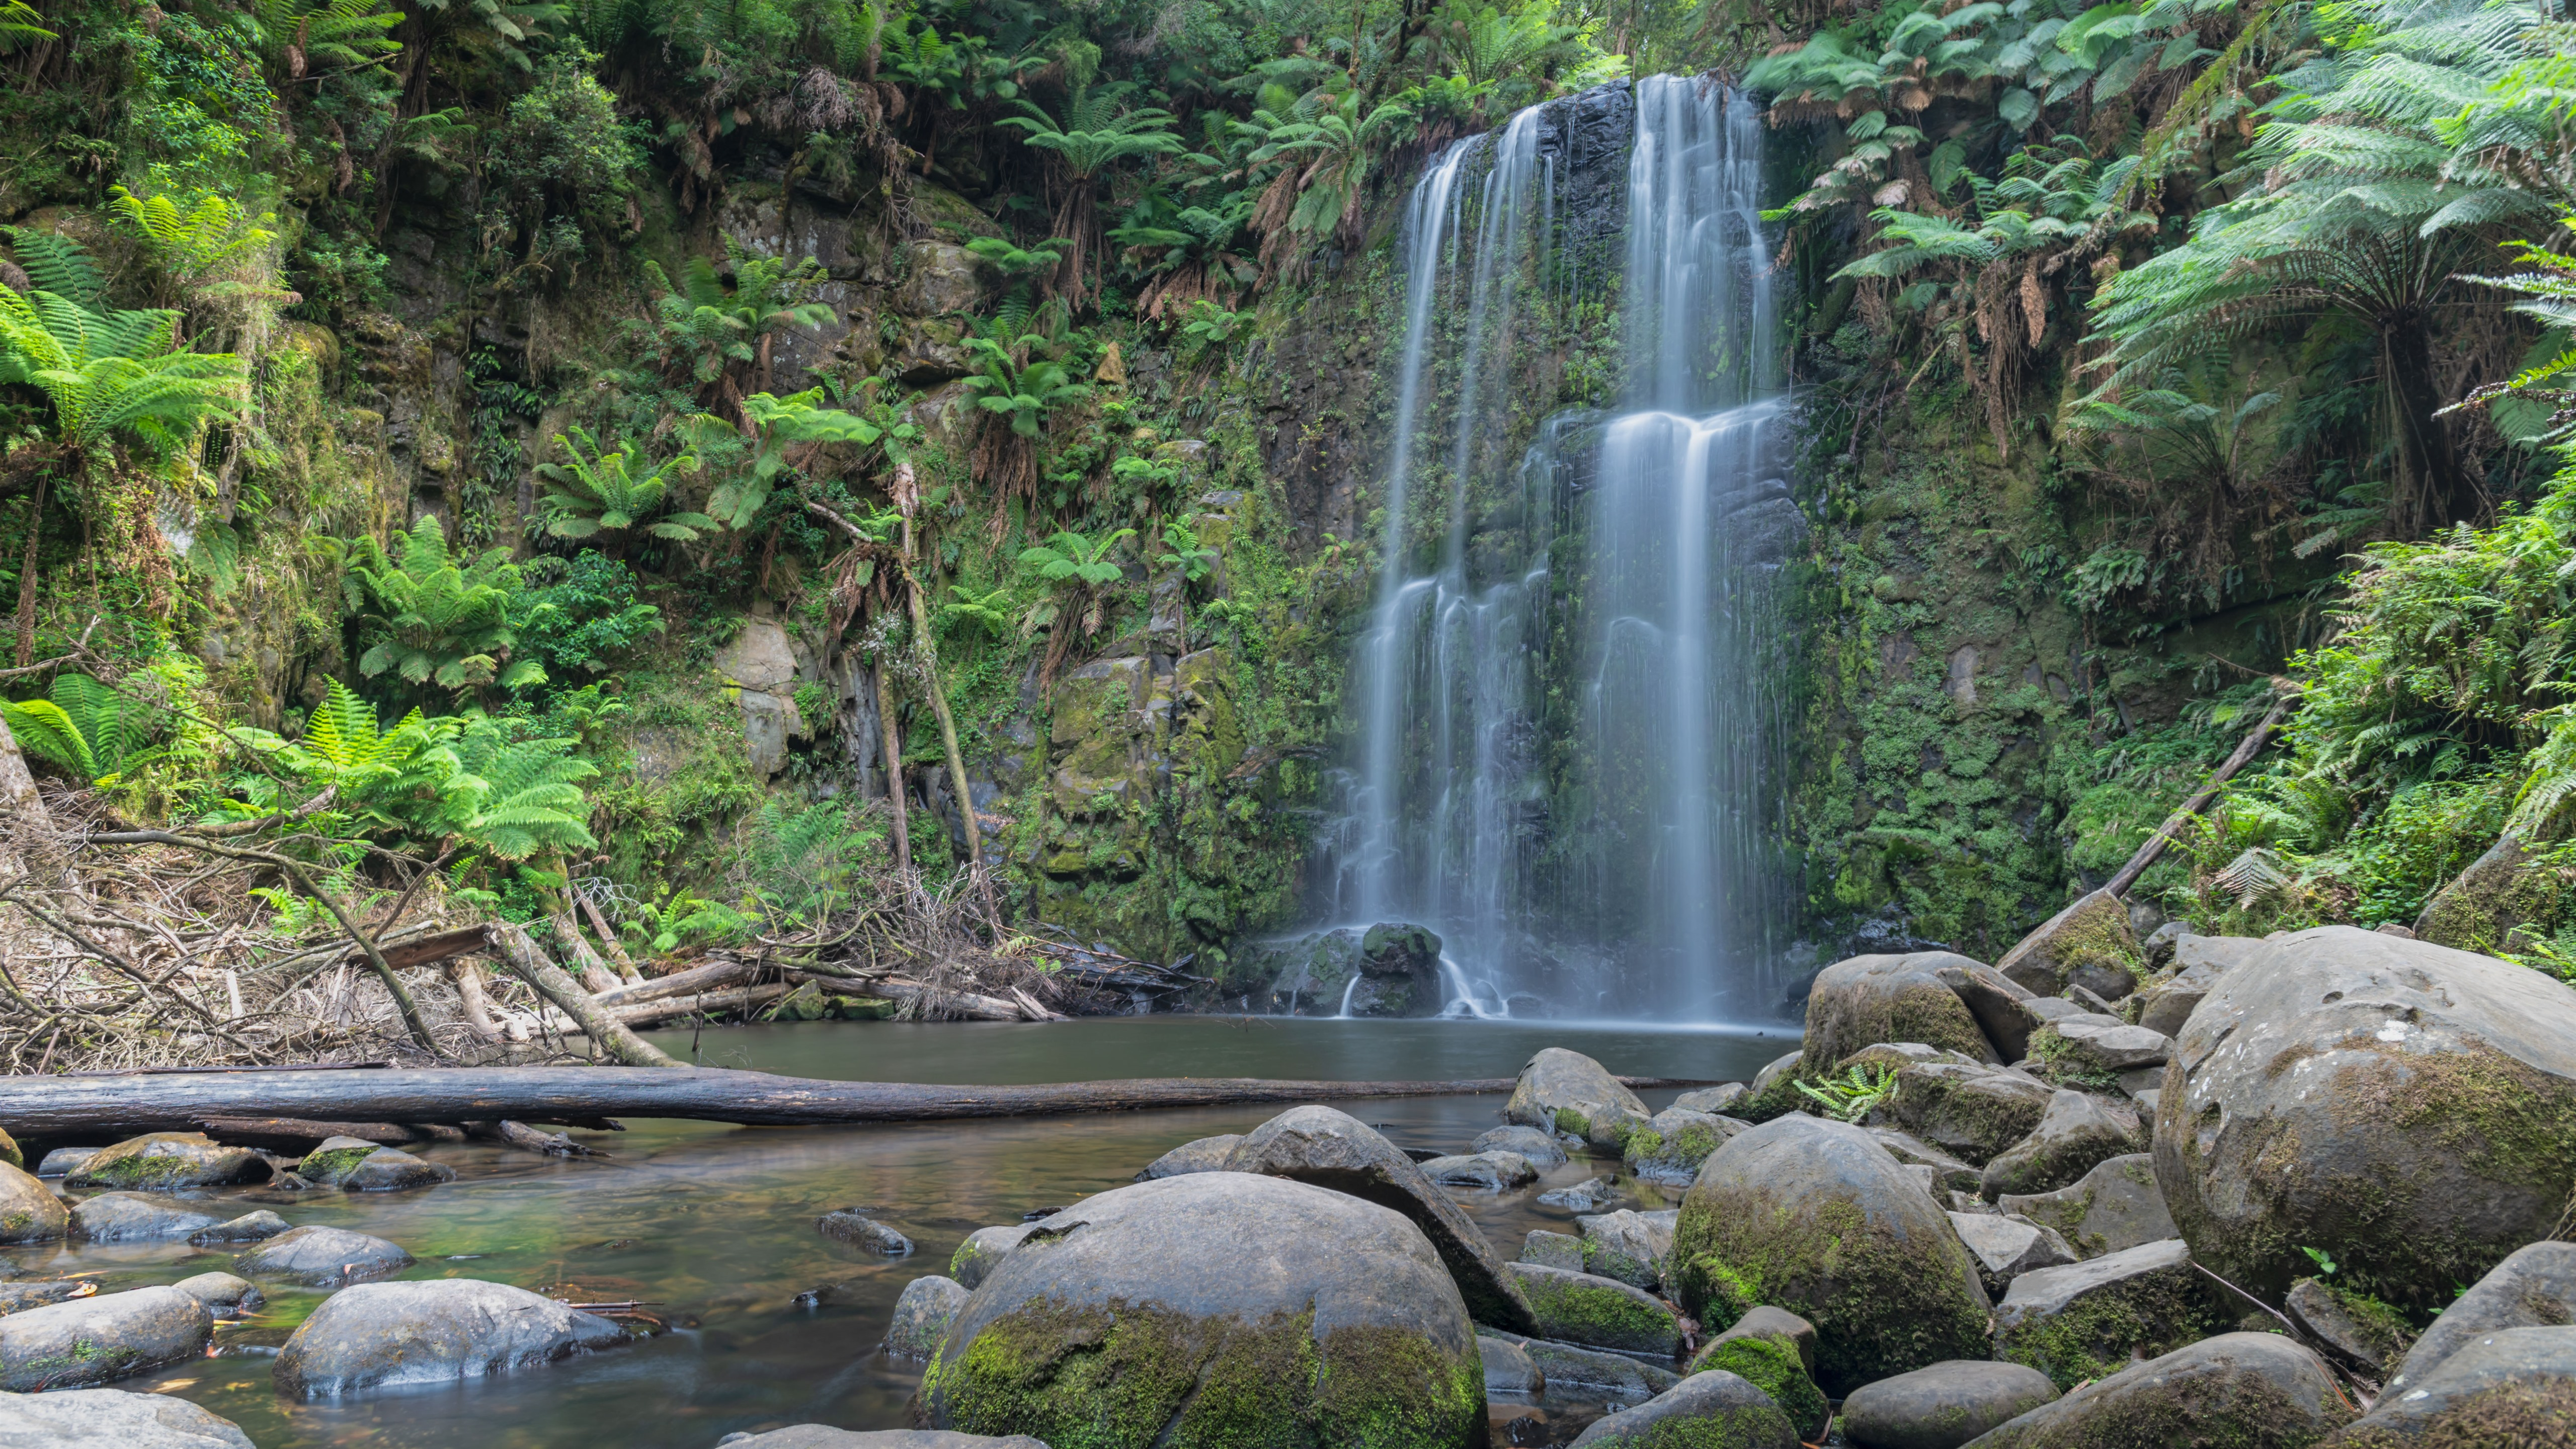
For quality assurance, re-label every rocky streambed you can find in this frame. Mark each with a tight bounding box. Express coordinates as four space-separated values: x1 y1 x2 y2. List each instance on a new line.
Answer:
4 925 2574 1446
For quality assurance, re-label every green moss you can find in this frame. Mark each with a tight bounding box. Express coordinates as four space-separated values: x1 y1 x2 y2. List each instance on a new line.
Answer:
296 1145 378 1185
2028 1027 2126 1091
1573 1405 1799 1449
927 1296 1482 1448
1994 1262 2223 1389
0 1128 19 1171
1514 1270 1679 1355
1690 1335 1827 1435
2325 1378 2576 1449
1670 1191 1988 1393
1804 982 1991 1076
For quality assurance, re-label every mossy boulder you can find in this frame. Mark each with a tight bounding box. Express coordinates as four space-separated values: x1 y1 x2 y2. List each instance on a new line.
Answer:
921 1173 1487 1448
1624 1108 1744 1186
293 1137 381 1185
2382 1241 2576 1397
1504 1047 1651 1152
1990 1239 2223 1389
1567 1369 1801 1449
1692 1332 1828 1439
2324 1326 2576 1448
2413 832 2564 952
0 1163 65 1245
303 1142 452 1193
2153 926 2576 1309
1978 1090 2143 1200
0 1128 18 1171
887 1276 971 1358
1997 1154 2176 1260
1223 1104 1533 1331
1995 890 2146 1001
0 1286 212 1391
1841 1359 2058 1449
275 1280 629 1395
1885 1061 2056 1164
1671 1113 1991 1394
1802 952 2002 1076
1970 1332 2354 1448
64 1133 269 1192
1577 1208 1677 1290
949 1226 1034 1289
1501 1262 1680 1355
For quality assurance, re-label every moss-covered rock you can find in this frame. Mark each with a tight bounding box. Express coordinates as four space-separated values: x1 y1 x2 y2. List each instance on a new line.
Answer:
1978 1090 2143 1199
1566 1369 1801 1448
1505 1048 1651 1153
2381 1241 2575 1397
1996 889 2147 1001
1801 952 2002 1075
2412 832 2567 952
2153 926 2576 1309
1996 1153 2177 1260
948 1225 1035 1289
922 1174 1486 1448
1690 1333 1827 1439
1502 1262 1680 1355
1885 1061 2057 1164
0 1128 19 1172
1840 1359 2058 1449
1973 1333 2354 1448
1991 1239 2223 1389
0 1285 213 1391
63 1134 269 1192
2283 1278 2411 1375
1671 1113 1990 1394
1625 1108 1744 1186
2324 1326 2576 1449
1577 1208 1677 1290
0 1162 65 1245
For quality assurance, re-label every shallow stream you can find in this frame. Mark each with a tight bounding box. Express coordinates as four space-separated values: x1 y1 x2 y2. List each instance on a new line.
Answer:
6 1018 1790 1447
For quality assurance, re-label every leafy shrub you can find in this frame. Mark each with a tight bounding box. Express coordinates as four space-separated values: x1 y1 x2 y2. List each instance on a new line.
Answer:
514 551 664 680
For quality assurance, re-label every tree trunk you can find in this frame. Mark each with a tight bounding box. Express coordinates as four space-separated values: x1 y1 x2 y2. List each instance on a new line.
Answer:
444 959 503 1041
13 470 48 668
2382 317 2474 529
578 894 643 983
0 1066 1723 1141
491 923 681 1068
898 514 982 869
0 709 50 872
874 663 913 873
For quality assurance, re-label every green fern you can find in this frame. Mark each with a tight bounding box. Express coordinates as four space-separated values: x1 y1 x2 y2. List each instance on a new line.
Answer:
2 674 167 785
340 518 547 703
535 427 716 544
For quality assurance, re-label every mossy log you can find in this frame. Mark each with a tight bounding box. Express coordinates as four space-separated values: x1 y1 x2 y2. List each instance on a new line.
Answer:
0 1067 1719 1142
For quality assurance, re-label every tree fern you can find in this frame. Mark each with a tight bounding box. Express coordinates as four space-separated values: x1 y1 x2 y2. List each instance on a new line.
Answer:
340 517 547 703
535 427 716 545
0 674 162 785
434 718 599 860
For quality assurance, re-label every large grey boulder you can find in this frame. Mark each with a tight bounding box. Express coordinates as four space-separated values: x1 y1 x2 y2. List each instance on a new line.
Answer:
0 1163 65 1243
1843 1360 2059 1449
1998 1155 2176 1259
1966 1333 2353 1447
275 1279 628 1395
1884 1061 2056 1164
2327 1325 2576 1446
0 1286 212 1390
1995 890 2146 1001
1503 1048 1650 1150
1471 1124 1569 1168
1672 1083 1750 1115
947 1225 1032 1290
1673 1113 1991 1394
2155 925 2576 1307
67 1193 223 1243
1803 952 2003 1074
921 1173 1487 1447
717 1432 1047 1448
1223 1104 1532 1331
1949 1213 2076 1297
2384 1240 2576 1394
1575 1208 1674 1290
1979 1090 2143 1199
1623 1107 1744 1185
64 1133 268 1191
233 1224 414 1285
1568 1370 1800 1448
0 1387 253 1447
1991 1239 2221 1389
1135 1134 1240 1180
885 1275 969 1358
1500 1262 1679 1355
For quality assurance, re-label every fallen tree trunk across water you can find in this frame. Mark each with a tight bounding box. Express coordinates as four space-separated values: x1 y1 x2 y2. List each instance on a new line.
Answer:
0 1067 1723 1142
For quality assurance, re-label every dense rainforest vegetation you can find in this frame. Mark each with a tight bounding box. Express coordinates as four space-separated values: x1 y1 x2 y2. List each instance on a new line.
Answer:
0 0 2570 1013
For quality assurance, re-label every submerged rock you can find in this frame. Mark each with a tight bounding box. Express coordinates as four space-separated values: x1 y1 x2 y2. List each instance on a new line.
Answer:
1979 1090 2143 1199
0 1163 65 1244
1995 1154 2175 1259
187 1211 291 1246
947 1225 1032 1290
2155 925 2576 1307
1842 1360 2058 1449
921 1173 1487 1448
0 1387 254 1448
1569 1369 1800 1449
1223 1104 1532 1332
275 1279 629 1395
1672 1113 1990 1394
233 1224 414 1285
885 1276 969 1358
0 1285 212 1390
68 1193 223 1243
1990 1239 2222 1389
1134 1134 1240 1180
1968 1333 2353 1447
1536 1177 1622 1211
816 1212 913 1255
1500 1262 1679 1355
1504 1048 1651 1151
0 1280 97 1313
1803 952 2003 1074
65 1134 269 1192
1470 1124 1569 1168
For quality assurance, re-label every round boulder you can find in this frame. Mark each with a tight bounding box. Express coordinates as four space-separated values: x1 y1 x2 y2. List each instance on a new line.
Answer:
171 1272 263 1320
274 1278 629 1395
2155 925 2576 1307
0 1285 212 1391
1568 1369 1799 1448
68 1193 223 1244
1968 1332 2353 1448
0 1386 253 1448
886 1275 969 1358
922 1172 1486 1448
64 1134 268 1191
1136 1134 1241 1180
1802 951 2002 1074
1841 1360 2057 1449
0 1163 66 1244
1471 1124 1570 1168
233 1224 413 1285
1504 1048 1650 1151
1671 1113 1991 1394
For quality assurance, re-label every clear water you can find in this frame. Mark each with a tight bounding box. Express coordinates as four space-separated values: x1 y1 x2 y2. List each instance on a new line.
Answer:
9 1020 1790 1447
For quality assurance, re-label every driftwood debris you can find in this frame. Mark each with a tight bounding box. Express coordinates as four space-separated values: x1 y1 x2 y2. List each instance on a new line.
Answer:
0 1065 1724 1142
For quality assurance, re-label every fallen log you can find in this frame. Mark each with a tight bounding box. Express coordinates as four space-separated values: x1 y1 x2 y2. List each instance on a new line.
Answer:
591 983 792 1029
191 1116 426 1152
590 958 760 1009
2104 687 2296 898
492 923 680 1068
0 1066 1726 1142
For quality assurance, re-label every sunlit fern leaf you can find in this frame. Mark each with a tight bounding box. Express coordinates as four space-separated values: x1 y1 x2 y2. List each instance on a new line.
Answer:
4 228 105 309
2213 848 2291 910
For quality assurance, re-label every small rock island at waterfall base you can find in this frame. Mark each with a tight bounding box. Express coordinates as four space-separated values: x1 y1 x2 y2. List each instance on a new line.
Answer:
4 0 2575 1441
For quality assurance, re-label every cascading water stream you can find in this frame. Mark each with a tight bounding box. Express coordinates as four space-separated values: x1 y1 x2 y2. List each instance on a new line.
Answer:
1315 77 1797 1023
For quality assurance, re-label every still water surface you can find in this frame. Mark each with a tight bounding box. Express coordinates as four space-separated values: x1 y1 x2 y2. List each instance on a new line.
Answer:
11 1018 1789 1447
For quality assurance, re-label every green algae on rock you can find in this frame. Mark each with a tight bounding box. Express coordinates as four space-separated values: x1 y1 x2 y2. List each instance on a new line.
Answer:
923 1173 1486 1448
1990 1239 2223 1390
1566 1369 1801 1449
63 1134 269 1192
1799 952 2002 1076
1689 1333 1828 1440
1970 1332 2354 1449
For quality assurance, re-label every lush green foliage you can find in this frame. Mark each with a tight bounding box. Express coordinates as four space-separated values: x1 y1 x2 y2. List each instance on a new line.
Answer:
340 517 550 703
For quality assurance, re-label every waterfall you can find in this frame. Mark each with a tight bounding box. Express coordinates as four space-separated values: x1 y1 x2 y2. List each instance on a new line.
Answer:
1317 77 1795 1023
